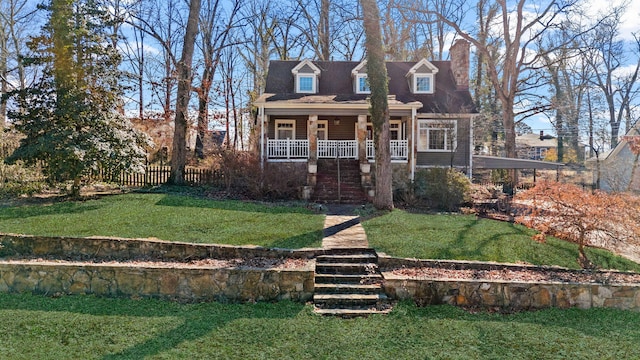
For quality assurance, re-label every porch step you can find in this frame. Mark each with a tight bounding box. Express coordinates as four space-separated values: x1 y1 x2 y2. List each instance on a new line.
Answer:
314 159 367 204
313 247 393 317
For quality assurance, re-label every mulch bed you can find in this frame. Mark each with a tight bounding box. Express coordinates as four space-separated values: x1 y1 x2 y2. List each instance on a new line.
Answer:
0 256 312 270
388 266 640 285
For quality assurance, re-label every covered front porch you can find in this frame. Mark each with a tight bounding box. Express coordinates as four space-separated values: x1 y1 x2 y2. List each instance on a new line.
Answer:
260 112 415 164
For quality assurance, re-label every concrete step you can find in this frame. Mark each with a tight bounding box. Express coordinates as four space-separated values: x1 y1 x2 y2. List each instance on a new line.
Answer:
314 283 382 295
316 253 377 264
314 308 393 317
315 262 378 275
314 273 383 284
313 293 388 307
323 247 377 256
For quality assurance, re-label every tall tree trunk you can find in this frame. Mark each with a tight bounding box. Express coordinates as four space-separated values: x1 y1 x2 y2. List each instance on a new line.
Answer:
360 0 393 210
195 66 212 158
170 0 201 184
0 30 7 129
138 32 145 121
318 0 330 61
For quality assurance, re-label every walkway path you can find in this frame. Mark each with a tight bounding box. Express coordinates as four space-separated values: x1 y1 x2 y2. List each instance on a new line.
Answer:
321 205 368 249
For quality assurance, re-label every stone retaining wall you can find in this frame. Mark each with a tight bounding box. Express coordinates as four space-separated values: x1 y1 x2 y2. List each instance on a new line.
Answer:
3 234 640 311
0 262 315 303
0 233 321 261
380 255 640 311
383 274 640 311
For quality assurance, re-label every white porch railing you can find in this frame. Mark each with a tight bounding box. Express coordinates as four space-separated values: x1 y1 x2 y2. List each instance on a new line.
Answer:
366 140 408 161
266 139 407 161
267 139 309 159
318 140 358 159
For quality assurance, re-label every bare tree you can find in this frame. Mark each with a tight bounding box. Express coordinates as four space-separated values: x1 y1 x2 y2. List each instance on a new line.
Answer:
293 0 331 60
193 0 241 158
0 0 37 127
127 0 184 122
408 0 578 162
583 6 640 148
169 0 201 184
115 0 148 120
360 0 393 210
332 1 364 60
396 0 466 60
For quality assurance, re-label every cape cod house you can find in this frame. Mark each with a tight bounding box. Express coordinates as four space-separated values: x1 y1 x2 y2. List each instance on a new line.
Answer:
254 39 477 203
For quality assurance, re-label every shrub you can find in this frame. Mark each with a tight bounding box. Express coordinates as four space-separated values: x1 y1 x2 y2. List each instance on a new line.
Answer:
208 150 306 200
0 131 45 197
395 168 471 211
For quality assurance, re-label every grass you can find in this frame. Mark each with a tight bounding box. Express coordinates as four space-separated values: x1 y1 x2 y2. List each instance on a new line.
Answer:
0 192 638 271
0 193 325 248
363 209 640 272
1 292 639 359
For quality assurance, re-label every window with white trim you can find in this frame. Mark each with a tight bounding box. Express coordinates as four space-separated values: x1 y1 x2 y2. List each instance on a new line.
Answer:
538 148 548 159
275 120 296 140
296 74 316 93
312 120 329 140
414 74 434 93
356 74 370 93
418 120 456 151
390 120 402 140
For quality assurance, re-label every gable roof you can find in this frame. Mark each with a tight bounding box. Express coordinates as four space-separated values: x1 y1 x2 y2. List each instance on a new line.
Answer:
406 58 439 77
260 60 476 114
291 59 321 76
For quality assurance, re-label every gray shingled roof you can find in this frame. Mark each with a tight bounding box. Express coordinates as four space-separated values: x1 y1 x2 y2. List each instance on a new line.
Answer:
262 60 476 114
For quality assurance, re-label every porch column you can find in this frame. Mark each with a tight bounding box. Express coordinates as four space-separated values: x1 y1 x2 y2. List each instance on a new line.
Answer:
357 114 372 192
260 109 268 168
403 115 412 176
410 108 417 181
357 114 368 165
307 115 318 187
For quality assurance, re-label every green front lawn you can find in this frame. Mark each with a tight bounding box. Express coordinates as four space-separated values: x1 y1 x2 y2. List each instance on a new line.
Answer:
363 210 640 272
1 293 639 359
0 193 324 248
1 193 638 271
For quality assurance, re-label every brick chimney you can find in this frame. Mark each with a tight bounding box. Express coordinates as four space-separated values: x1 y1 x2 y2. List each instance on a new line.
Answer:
449 39 470 90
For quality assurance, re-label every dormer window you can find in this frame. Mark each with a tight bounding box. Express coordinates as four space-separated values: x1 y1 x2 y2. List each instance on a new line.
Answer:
351 60 371 94
297 74 315 93
414 74 434 93
356 74 370 94
406 59 438 94
291 59 321 94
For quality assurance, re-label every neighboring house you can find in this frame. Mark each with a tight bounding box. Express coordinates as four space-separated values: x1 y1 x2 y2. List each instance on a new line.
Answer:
253 40 477 201
516 132 588 162
587 122 640 193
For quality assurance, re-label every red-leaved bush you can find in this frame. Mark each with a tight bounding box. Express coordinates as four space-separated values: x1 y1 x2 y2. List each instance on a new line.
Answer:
515 181 640 268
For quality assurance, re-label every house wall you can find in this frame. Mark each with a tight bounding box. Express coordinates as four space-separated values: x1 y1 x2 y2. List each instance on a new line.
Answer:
319 117 357 140
267 116 359 140
598 144 640 193
416 117 471 169
268 115 308 140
